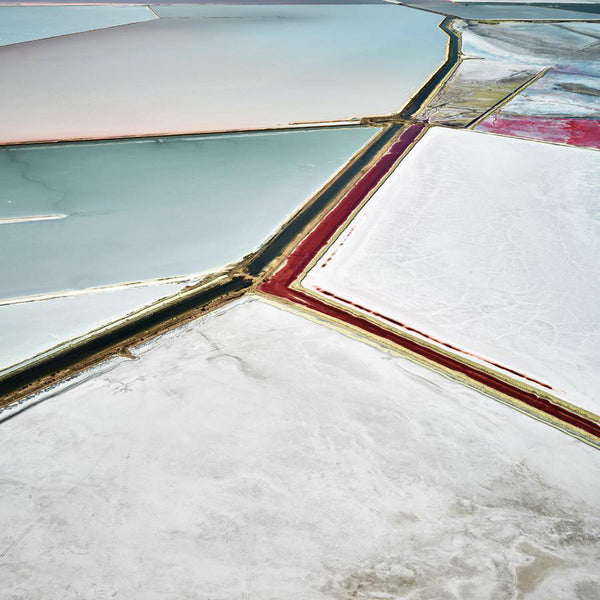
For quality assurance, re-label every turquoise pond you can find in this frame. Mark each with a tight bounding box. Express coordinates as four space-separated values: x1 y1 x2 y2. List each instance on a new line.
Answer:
0 6 155 46
0 127 379 299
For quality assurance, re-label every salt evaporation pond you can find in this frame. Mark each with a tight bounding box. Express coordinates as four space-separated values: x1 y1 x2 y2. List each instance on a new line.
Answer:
0 281 198 374
0 126 379 299
303 127 600 414
0 5 446 143
402 1 600 21
0 6 155 46
2 297 599 599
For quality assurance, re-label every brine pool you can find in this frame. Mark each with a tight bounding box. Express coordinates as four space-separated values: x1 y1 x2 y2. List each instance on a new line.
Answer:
0 126 379 300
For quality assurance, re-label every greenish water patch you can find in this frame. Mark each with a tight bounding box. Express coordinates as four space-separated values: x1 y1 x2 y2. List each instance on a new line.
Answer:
0 6 155 46
0 127 379 299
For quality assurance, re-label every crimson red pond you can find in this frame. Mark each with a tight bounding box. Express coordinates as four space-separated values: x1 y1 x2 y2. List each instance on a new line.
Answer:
477 114 600 150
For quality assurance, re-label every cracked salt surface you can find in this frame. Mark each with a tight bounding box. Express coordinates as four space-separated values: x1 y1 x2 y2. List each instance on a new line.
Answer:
1 297 599 599
303 127 600 414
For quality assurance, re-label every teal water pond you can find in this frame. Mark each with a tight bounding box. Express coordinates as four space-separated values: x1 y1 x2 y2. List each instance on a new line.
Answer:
0 6 155 46
0 127 379 299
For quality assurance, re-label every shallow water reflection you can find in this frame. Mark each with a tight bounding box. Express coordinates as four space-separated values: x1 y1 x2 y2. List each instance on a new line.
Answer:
0 127 379 299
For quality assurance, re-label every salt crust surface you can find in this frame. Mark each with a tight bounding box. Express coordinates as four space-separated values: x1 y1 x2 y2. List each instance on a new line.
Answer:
304 127 600 414
1 298 599 599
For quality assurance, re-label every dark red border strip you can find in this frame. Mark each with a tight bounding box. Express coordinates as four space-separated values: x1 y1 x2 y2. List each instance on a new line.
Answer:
260 124 600 440
314 286 552 390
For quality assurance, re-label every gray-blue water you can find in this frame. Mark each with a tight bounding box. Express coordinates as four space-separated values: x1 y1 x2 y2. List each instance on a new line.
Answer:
0 127 379 299
0 6 155 46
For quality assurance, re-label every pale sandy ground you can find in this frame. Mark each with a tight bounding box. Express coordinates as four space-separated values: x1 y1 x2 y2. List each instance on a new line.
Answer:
1 297 599 599
303 127 600 414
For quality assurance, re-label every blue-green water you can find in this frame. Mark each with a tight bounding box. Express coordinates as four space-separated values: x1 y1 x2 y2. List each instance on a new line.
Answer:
0 127 379 299
0 6 155 46
403 1 600 22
